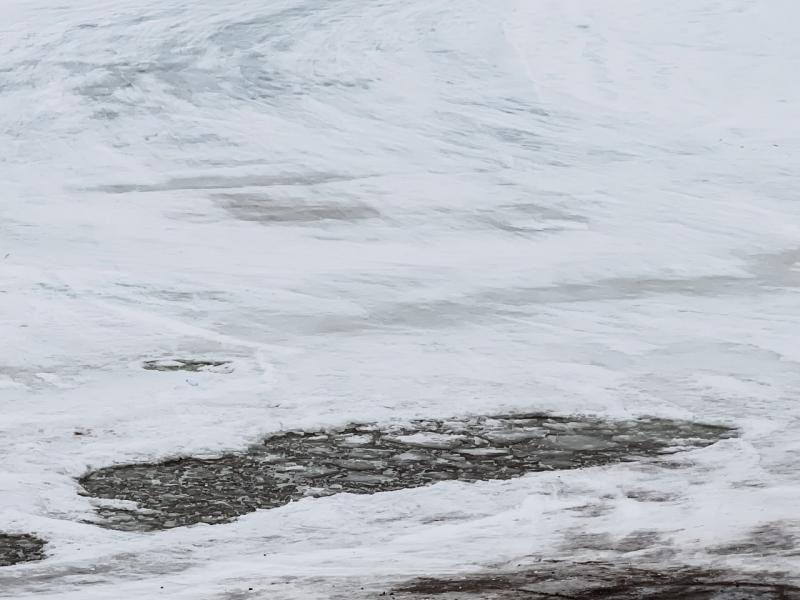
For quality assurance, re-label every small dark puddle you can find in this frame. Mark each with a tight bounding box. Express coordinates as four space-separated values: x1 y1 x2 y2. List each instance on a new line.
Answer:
141 358 232 373
0 533 47 567
392 562 800 599
79 413 735 531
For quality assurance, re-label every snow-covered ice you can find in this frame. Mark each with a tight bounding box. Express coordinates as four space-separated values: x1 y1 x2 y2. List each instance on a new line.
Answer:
2 0 800 597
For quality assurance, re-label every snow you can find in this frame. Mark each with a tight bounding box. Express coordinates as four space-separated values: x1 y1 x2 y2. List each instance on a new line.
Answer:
389 433 466 449
2 0 800 596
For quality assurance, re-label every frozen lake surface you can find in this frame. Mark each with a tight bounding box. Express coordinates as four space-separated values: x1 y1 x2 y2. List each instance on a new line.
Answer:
2 0 800 597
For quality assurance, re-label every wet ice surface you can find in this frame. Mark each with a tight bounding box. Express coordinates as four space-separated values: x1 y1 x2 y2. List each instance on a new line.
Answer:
391 562 800 599
0 534 46 567
79 414 734 530
3 0 800 597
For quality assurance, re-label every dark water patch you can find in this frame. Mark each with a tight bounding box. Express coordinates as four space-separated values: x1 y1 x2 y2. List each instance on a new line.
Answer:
78 414 735 531
0 534 46 567
624 488 679 503
392 561 800 599
142 358 232 373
